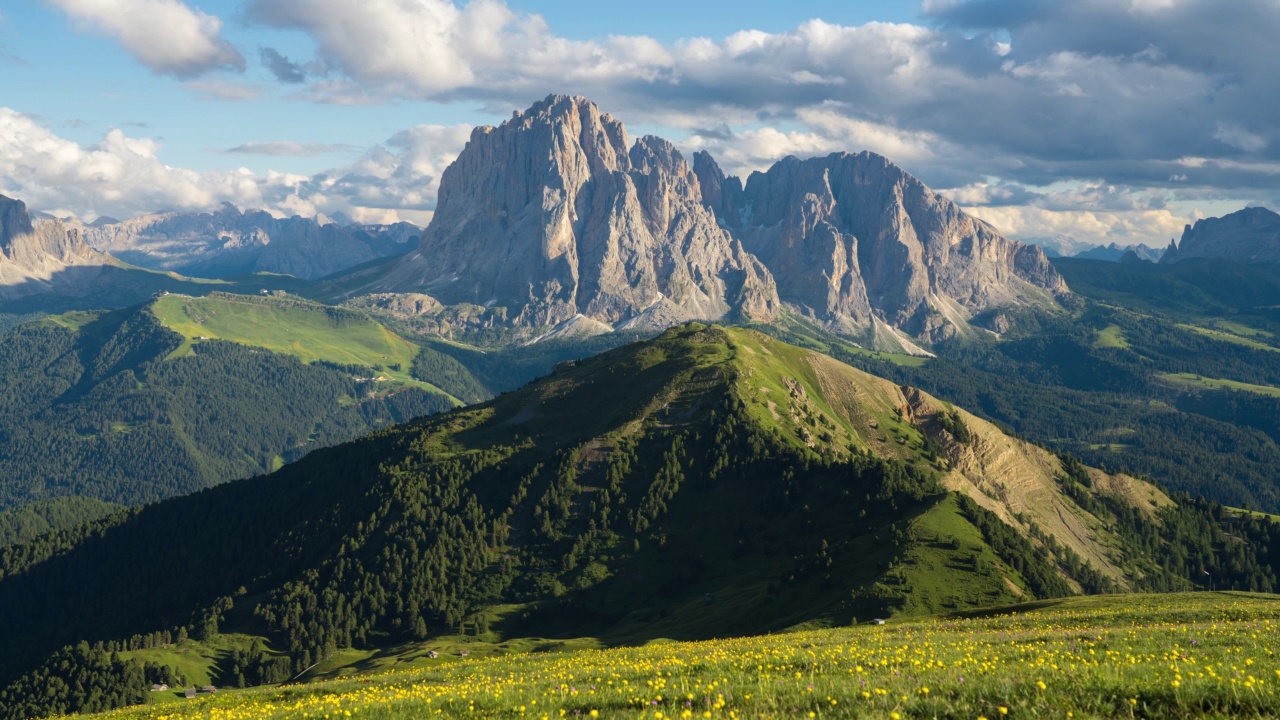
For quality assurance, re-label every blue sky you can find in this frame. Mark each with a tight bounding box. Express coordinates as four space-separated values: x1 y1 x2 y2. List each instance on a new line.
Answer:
1 0 1277 247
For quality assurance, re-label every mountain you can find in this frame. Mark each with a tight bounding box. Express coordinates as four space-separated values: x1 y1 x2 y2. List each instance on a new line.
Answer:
329 96 779 331
1024 234 1098 258
0 294 465 510
1162 206 1280 265
329 96 1063 349
697 151 1066 345
1073 242 1165 263
4 324 1277 720
0 195 113 299
81 204 421 280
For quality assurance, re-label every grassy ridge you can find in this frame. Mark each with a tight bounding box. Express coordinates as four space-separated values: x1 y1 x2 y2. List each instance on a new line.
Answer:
150 293 451 399
1158 373 1280 399
95 592 1280 719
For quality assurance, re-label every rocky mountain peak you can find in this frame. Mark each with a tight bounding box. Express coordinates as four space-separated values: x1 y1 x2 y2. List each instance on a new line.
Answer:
0 195 108 298
370 95 780 330
1162 206 1280 265
701 150 1066 345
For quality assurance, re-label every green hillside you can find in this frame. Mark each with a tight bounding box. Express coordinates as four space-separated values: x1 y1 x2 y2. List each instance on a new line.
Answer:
76 592 1280 720
151 293 427 389
0 304 455 509
2 325 1278 720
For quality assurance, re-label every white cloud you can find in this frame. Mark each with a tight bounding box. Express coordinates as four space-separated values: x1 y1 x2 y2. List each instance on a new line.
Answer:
963 204 1189 247
0 108 469 224
223 141 357 157
45 0 243 77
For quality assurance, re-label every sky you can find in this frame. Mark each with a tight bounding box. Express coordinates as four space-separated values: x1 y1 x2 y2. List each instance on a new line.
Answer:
1 0 1277 249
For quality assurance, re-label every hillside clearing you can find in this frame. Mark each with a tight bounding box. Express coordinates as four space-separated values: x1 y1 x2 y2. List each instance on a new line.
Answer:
1157 372 1280 398
150 293 455 400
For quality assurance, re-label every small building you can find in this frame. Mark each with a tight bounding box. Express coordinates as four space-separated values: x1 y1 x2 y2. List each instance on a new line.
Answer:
459 650 470 658
871 618 887 626
425 650 439 659
150 684 169 692
184 688 197 699
201 686 218 694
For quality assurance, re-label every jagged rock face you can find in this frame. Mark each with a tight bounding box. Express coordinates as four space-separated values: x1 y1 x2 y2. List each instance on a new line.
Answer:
694 152 1066 341
82 205 420 280
1161 207 1280 265
370 95 779 328
0 195 108 298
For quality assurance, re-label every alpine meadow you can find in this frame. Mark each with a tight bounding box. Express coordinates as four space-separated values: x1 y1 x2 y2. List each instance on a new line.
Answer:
2 2 1280 719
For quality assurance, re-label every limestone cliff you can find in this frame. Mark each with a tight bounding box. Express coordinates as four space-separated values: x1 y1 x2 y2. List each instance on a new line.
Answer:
0 195 111 298
1161 206 1280 265
352 95 780 330
694 152 1067 343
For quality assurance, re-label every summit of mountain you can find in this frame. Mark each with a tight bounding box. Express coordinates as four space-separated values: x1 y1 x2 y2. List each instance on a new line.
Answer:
694 151 1066 343
339 95 780 331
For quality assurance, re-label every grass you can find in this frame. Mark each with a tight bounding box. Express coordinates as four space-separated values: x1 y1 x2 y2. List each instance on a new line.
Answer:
96 592 1280 719
1093 324 1130 349
1157 372 1280 398
122 634 289 703
1177 324 1280 353
1225 506 1280 523
42 310 103 332
150 293 454 400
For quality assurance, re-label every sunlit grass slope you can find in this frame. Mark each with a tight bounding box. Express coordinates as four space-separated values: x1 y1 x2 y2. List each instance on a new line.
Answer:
96 592 1280 720
150 292 450 397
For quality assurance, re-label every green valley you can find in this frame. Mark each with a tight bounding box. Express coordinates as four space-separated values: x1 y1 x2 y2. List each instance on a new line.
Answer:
2 325 1277 720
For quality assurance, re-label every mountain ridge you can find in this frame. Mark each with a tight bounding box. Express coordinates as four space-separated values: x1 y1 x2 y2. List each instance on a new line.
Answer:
1162 206 1280 265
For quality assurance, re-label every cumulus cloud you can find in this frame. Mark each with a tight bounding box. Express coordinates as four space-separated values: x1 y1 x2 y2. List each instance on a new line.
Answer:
963 204 1191 248
45 0 244 78
0 108 469 225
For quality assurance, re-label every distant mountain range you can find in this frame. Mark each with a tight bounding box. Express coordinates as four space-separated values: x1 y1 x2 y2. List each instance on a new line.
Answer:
1033 235 1166 263
78 204 420 280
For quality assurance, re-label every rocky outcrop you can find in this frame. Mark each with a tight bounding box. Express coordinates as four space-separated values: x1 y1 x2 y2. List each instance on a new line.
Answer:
360 95 780 330
1161 207 1280 265
694 152 1067 343
0 195 111 298
82 205 420 280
